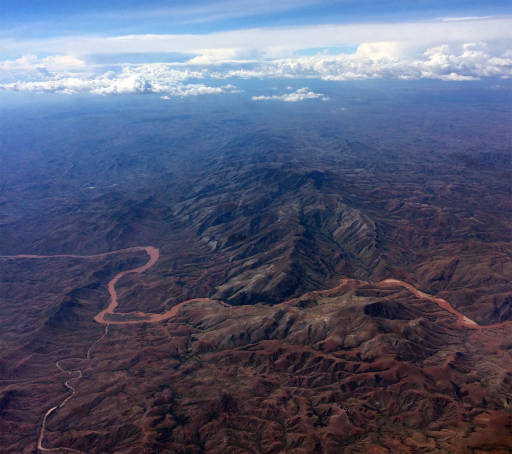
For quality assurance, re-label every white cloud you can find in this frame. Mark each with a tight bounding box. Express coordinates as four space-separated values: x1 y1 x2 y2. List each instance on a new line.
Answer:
0 53 89 86
411 42 512 80
170 83 229 96
0 64 240 96
90 73 153 95
0 16 510 92
252 87 328 102
435 73 479 81
211 41 512 81
439 16 493 22
0 54 85 72
1 17 511 59
1 41 511 96
187 48 263 65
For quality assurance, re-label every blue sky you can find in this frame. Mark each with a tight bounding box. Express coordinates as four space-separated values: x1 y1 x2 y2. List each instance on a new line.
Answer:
1 0 511 38
0 1 511 98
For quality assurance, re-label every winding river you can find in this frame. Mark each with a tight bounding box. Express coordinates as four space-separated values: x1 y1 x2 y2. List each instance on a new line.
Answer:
1 246 510 452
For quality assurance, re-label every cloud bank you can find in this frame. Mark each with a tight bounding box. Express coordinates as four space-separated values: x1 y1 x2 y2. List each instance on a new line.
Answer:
2 17 511 58
252 87 328 102
0 16 511 97
226 42 512 81
0 62 242 97
1 42 510 97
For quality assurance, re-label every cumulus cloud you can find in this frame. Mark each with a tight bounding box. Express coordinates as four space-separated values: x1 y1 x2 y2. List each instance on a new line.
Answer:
213 41 512 81
90 74 153 95
159 84 233 98
252 87 328 102
0 54 85 72
0 41 511 96
168 83 239 96
0 64 240 97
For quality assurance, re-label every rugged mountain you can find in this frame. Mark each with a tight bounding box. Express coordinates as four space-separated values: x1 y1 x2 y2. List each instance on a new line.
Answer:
5 275 511 453
0 90 511 453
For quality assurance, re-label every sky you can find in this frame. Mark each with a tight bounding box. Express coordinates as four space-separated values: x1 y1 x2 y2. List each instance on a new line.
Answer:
0 0 511 100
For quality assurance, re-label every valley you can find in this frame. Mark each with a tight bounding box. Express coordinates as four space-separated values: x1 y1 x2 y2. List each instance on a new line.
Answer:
0 85 511 453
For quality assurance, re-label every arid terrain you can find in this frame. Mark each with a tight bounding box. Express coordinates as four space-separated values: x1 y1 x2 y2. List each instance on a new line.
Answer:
0 83 511 453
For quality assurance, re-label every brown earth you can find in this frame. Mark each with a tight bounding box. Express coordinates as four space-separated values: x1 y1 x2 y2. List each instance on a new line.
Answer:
2 246 511 453
0 92 511 453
